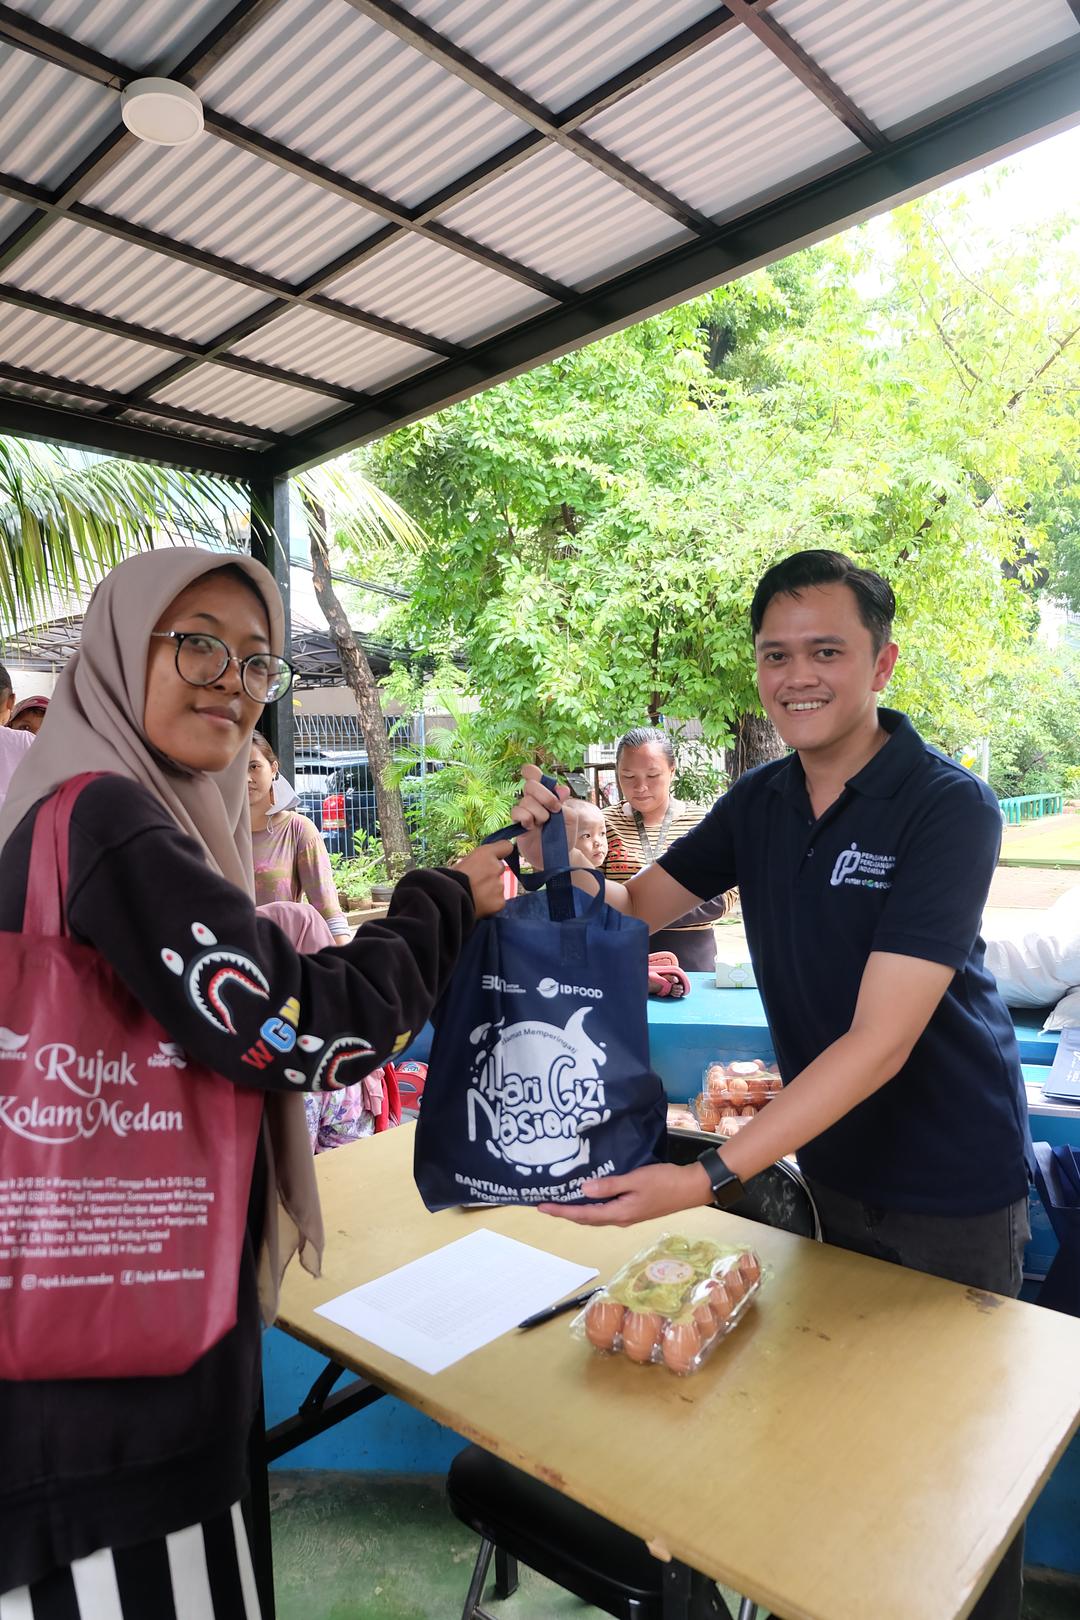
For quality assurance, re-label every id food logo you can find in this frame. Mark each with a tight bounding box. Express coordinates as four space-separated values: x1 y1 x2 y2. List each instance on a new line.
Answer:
465 1007 610 1178
537 978 602 1000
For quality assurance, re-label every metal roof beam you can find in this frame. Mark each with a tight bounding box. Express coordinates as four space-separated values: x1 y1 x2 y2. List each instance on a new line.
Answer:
0 282 372 406
268 46 1080 475
723 0 887 151
0 397 260 478
0 362 282 444
341 0 714 232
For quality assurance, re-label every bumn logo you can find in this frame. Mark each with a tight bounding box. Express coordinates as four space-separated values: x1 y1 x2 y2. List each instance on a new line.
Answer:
482 974 525 995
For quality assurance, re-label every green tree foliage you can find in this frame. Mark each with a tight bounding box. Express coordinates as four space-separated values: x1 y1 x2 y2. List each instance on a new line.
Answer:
984 641 1080 798
365 187 1080 770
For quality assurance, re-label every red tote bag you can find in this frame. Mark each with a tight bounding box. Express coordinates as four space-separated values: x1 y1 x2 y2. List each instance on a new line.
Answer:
0 774 264 1380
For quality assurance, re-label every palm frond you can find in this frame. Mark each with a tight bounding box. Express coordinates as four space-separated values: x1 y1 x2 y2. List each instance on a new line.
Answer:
0 437 242 631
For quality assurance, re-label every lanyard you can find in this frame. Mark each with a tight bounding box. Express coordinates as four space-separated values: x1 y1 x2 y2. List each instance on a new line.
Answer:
632 801 675 863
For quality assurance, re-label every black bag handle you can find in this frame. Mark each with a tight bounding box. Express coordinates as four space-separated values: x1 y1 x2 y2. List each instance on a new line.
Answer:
484 775 605 922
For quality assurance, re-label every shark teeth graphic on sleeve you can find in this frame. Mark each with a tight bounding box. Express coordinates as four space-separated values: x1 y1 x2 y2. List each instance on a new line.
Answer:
312 1035 373 1093
187 948 270 1034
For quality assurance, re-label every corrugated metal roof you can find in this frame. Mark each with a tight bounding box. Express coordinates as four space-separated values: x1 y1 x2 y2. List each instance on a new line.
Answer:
772 0 1080 135
436 144 690 286
229 305 435 391
5 0 241 74
323 232 553 342
2 304 167 390
584 25 857 220
199 0 527 209
82 130 383 284
0 376 107 413
405 0 722 114
0 43 117 187
148 364 345 433
121 408 270 450
0 195 32 241
6 218 273 343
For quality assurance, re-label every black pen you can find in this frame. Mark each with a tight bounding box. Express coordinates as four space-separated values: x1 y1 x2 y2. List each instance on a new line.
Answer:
517 1287 598 1331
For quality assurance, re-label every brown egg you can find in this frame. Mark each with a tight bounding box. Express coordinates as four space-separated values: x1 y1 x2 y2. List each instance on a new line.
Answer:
622 1311 663 1363
707 1071 729 1099
704 1280 732 1323
746 1078 768 1106
738 1251 761 1286
692 1301 717 1336
720 1107 738 1120
695 1097 721 1131
723 1266 746 1304
662 1320 702 1375
739 1106 756 1118
727 1076 749 1098
767 1074 783 1094
585 1299 625 1351
718 1116 745 1135
705 1063 726 1086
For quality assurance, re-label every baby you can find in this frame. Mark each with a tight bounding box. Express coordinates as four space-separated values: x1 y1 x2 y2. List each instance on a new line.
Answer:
561 797 608 868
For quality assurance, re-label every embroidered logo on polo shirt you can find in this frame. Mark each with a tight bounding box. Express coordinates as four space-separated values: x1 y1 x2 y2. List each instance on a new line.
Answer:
830 843 895 890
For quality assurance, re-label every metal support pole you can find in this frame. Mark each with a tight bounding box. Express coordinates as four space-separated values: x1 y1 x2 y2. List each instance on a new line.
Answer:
249 474 294 783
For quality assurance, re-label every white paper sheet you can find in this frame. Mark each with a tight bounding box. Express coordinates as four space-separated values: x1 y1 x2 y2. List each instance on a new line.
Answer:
314 1228 598 1374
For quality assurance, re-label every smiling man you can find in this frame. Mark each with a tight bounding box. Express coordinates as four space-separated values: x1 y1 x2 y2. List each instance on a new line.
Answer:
515 548 1030 1619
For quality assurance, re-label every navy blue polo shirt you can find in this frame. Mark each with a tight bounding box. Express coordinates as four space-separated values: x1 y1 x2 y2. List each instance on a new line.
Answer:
659 708 1031 1215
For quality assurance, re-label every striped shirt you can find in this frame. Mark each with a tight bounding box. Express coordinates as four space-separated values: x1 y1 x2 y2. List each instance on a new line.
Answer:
603 799 736 933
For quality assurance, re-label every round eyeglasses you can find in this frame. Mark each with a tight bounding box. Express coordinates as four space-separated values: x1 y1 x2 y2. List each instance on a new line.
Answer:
150 631 294 702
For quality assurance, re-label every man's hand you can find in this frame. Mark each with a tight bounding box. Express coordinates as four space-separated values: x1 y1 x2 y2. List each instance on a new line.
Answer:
539 1161 713 1226
452 839 514 917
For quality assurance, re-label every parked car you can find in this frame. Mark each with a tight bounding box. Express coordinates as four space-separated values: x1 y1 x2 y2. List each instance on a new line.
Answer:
292 754 335 832
291 750 440 855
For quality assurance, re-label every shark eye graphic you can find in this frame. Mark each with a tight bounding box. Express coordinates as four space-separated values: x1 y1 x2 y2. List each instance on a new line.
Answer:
297 1034 324 1053
284 1068 306 1085
160 926 270 1035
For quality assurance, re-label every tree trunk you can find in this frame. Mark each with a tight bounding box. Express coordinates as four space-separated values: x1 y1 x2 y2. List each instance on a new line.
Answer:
725 710 785 782
306 499 414 879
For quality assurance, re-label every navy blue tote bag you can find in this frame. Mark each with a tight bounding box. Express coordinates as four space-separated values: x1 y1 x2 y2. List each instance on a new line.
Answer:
414 799 667 1211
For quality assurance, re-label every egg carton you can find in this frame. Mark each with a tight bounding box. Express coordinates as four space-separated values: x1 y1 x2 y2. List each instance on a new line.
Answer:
572 1233 763 1375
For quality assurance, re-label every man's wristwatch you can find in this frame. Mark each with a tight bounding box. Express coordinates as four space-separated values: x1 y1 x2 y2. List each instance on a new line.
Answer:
697 1146 745 1210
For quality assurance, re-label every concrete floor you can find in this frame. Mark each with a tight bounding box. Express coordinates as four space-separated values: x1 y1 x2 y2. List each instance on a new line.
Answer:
269 1472 1080 1620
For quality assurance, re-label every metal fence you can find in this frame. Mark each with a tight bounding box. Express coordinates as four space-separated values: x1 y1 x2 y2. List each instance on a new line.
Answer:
290 710 428 856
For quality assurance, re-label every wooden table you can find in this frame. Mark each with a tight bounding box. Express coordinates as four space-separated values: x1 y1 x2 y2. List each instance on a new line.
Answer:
275 1127 1080 1620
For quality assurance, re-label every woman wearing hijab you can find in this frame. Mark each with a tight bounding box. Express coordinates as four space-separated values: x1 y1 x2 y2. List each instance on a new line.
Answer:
0 549 510 1617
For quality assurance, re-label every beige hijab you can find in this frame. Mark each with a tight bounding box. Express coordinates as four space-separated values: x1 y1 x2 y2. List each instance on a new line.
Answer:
0 546 323 1320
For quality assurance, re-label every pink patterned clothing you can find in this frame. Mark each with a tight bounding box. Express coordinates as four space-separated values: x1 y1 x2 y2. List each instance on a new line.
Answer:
251 809 348 939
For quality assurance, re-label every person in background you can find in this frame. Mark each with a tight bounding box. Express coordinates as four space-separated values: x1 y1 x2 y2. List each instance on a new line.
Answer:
258 900 383 1151
9 695 49 734
561 797 608 867
603 726 736 971
0 661 34 808
248 730 349 941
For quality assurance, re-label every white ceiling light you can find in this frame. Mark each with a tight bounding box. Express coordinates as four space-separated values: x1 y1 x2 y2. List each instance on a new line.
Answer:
120 78 204 146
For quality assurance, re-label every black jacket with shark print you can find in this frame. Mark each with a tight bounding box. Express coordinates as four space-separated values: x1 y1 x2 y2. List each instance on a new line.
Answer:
0 773 474 1591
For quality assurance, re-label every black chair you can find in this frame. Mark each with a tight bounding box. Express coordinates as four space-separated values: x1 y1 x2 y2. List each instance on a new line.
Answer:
447 1138 821 1620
